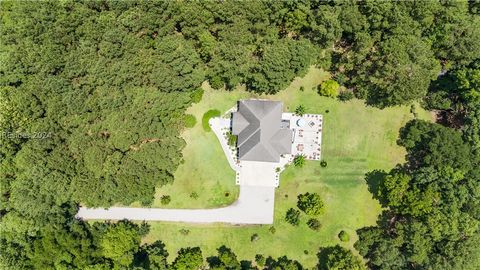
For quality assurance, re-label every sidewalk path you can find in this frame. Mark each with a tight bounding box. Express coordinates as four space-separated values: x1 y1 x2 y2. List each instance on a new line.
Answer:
209 117 240 171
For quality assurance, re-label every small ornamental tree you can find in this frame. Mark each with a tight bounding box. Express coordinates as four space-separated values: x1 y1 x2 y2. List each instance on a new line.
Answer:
297 192 325 216
293 155 306 167
318 80 340 98
295 105 306 116
285 208 301 226
307 218 321 231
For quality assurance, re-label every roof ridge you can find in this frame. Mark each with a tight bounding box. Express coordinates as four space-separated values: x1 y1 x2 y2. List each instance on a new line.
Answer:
234 99 291 162
236 102 260 148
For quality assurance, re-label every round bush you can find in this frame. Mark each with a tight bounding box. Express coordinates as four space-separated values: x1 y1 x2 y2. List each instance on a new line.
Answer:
320 160 328 167
318 79 340 98
202 109 221 132
184 114 197 128
338 230 350 242
160 195 171 205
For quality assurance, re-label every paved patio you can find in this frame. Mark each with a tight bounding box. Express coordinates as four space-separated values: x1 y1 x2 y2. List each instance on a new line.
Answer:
284 113 323 160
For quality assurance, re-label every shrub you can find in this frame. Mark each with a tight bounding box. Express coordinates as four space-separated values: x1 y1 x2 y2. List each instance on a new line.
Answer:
190 192 199 200
285 208 301 226
184 114 197 128
295 105 306 116
255 254 266 267
190 88 204 103
318 79 340 98
269 226 276 234
293 155 306 167
297 192 325 216
160 195 171 205
202 109 221 131
299 86 305 92
227 132 237 146
307 218 322 231
320 160 328 167
179 229 190 235
337 90 354 102
338 230 350 242
251 233 260 242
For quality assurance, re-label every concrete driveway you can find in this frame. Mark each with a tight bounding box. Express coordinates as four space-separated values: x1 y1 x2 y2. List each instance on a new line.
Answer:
76 185 275 224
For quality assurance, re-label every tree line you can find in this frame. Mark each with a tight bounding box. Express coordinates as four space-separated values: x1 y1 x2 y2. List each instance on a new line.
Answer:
355 59 480 269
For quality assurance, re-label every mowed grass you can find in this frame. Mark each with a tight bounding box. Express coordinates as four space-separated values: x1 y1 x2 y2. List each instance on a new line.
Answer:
144 67 432 267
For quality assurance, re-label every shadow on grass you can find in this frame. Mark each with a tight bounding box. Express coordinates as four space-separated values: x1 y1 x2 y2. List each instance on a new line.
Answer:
364 169 388 207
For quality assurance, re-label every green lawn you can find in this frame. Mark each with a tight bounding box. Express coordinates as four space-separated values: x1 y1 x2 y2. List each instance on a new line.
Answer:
143 67 432 267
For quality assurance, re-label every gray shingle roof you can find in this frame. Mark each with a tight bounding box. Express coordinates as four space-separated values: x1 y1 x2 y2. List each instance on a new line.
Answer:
232 100 292 162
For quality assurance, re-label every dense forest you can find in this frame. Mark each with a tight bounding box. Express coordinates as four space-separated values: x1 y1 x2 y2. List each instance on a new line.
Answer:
1 0 479 269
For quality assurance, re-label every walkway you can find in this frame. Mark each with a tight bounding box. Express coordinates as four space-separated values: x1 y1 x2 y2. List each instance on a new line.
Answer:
209 117 240 171
76 185 275 224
